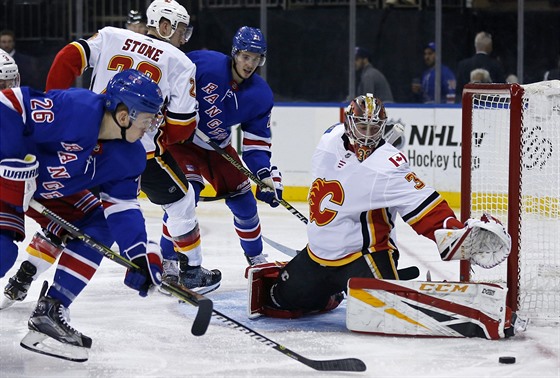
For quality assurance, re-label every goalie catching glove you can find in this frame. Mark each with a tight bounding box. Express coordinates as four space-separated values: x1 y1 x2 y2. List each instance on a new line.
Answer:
435 213 511 269
256 166 283 208
124 241 163 297
0 154 39 212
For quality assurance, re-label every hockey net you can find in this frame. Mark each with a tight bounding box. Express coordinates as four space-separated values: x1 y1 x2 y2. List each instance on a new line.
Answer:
460 80 560 323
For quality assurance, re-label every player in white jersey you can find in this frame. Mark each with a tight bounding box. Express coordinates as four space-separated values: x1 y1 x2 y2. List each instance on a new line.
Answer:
4 0 220 307
0 48 19 89
245 94 518 338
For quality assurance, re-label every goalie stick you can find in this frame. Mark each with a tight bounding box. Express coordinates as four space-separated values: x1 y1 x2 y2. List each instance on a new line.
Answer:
195 129 309 225
262 235 420 280
28 199 213 337
211 309 366 372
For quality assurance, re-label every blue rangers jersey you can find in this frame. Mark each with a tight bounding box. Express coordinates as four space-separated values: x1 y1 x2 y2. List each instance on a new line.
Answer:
0 87 147 255
187 50 274 173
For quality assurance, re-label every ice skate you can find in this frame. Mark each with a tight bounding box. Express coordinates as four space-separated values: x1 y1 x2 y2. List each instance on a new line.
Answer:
1 261 37 310
20 281 91 362
177 254 221 295
158 258 180 296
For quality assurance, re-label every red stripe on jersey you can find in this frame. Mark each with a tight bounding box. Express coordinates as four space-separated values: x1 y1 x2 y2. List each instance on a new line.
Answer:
58 251 98 281
365 208 392 252
2 89 23 115
410 201 457 242
242 138 271 148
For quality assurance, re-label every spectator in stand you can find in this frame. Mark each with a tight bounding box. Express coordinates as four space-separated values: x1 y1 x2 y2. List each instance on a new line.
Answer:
411 42 456 103
544 54 560 81
355 47 393 103
455 31 505 103
0 30 40 89
125 9 148 35
470 68 492 84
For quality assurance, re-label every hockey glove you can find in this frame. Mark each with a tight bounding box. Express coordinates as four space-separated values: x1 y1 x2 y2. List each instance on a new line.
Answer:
435 213 511 269
256 166 283 208
0 154 39 212
124 241 163 297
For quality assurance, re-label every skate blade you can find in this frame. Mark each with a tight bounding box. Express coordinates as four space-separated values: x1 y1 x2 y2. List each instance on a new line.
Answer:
20 330 89 362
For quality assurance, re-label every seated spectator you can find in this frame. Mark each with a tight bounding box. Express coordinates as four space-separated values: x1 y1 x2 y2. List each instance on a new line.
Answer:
411 42 456 103
0 29 40 89
470 68 492 83
506 74 519 84
355 46 394 103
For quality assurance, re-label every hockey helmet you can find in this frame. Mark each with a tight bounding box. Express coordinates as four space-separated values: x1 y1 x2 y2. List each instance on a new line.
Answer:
231 26 267 67
344 93 387 161
146 0 192 43
0 48 20 89
105 69 164 131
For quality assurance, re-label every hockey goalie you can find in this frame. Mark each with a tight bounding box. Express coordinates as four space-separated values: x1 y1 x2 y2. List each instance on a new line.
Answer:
245 94 528 340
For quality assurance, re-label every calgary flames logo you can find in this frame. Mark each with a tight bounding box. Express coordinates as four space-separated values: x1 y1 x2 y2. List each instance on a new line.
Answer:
309 178 344 226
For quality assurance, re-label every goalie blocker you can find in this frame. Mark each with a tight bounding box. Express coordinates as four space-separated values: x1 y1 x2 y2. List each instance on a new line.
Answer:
346 278 528 340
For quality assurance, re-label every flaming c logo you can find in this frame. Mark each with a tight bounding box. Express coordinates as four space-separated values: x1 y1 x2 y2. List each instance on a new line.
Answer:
309 178 344 226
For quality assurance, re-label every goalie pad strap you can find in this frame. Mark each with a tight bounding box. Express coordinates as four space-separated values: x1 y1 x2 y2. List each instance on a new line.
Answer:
346 278 508 340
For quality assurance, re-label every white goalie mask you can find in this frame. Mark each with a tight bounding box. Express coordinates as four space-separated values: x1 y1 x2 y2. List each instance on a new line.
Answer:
344 93 387 162
146 0 192 43
0 48 20 90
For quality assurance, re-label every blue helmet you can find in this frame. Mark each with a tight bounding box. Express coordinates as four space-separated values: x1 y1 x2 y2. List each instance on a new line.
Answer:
231 26 267 66
105 69 164 117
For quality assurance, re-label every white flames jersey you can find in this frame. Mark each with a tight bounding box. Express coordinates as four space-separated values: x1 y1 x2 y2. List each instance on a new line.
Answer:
307 124 451 266
71 27 197 154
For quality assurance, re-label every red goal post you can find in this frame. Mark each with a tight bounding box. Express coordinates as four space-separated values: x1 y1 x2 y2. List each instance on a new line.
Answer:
460 81 559 322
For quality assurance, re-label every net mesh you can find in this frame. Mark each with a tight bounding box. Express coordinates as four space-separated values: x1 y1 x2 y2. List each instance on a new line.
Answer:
467 80 560 322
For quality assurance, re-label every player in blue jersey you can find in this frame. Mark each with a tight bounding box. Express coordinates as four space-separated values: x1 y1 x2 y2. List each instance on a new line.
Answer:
0 69 164 361
163 26 282 273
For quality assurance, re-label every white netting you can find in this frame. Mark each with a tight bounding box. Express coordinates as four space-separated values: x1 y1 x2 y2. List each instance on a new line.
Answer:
467 80 560 322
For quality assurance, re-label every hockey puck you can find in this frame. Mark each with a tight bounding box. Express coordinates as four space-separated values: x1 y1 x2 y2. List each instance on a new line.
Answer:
499 356 516 364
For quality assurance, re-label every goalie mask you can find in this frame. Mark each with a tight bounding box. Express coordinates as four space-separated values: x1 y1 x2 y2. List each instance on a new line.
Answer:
0 48 20 90
344 94 387 162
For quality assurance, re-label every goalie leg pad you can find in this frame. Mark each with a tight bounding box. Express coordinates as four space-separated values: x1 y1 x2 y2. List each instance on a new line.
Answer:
346 278 512 340
246 262 303 319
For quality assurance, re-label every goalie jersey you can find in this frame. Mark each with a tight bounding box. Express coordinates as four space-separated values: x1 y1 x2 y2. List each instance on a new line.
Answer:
307 124 456 265
46 26 198 155
0 86 147 252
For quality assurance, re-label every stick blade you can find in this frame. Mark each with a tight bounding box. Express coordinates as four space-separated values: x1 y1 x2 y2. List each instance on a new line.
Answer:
191 296 213 336
162 281 213 336
306 357 367 372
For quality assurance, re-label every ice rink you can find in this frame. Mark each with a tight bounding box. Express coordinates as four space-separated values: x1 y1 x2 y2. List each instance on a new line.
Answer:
1 198 558 377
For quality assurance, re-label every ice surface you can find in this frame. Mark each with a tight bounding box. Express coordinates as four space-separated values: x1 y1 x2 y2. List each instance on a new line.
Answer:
1 199 558 377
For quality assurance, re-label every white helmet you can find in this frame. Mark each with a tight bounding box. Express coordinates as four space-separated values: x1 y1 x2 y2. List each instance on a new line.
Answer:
0 48 20 89
146 0 192 42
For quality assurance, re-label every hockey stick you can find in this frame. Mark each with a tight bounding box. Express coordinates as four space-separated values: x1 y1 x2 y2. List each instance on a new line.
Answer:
211 309 366 372
28 199 213 337
195 129 309 225
198 189 244 202
262 235 420 280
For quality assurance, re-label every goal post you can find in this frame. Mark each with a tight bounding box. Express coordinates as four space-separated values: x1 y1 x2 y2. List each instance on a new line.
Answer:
460 81 560 322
